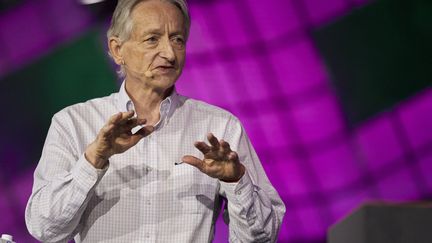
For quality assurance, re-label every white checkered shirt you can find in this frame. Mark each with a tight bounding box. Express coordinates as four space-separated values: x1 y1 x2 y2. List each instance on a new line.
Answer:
25 82 285 243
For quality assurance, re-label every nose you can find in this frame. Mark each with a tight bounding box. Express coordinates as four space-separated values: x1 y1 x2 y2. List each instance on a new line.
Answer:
159 38 175 63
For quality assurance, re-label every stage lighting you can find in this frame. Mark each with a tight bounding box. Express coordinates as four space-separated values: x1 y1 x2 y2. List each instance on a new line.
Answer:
79 0 107 5
78 0 117 20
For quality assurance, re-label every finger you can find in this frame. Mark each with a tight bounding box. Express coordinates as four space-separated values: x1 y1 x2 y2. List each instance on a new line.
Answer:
182 155 205 171
136 118 147 126
108 112 122 125
121 118 147 131
135 125 154 137
100 123 115 138
228 151 239 162
126 125 154 146
207 133 220 149
220 139 231 152
194 141 211 154
128 132 147 146
118 110 135 125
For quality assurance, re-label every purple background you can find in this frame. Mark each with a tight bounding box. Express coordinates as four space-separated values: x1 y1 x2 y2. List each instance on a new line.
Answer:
1 0 431 242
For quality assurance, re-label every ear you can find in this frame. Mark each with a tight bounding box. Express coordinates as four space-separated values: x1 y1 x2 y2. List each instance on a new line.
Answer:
108 37 123 65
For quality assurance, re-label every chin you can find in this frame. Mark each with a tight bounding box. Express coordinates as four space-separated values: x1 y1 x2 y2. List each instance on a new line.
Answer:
152 76 177 90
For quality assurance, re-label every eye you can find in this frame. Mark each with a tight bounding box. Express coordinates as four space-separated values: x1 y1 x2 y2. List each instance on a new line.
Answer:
145 36 158 44
172 36 185 46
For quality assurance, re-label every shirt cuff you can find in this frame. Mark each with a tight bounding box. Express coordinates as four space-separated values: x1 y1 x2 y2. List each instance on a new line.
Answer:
71 154 109 193
219 169 254 204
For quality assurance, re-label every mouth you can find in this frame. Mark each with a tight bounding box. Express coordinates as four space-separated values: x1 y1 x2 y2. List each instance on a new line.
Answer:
155 65 175 69
153 66 175 74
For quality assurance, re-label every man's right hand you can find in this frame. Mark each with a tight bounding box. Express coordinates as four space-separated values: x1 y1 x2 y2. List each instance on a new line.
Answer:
85 111 154 169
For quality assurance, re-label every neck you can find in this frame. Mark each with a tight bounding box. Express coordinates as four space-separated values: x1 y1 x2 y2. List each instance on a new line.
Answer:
124 80 173 125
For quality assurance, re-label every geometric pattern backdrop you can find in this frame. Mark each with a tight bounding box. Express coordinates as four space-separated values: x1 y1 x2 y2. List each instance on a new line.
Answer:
313 0 432 125
0 0 431 242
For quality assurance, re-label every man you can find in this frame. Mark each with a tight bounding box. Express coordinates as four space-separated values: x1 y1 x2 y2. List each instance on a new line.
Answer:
25 0 285 242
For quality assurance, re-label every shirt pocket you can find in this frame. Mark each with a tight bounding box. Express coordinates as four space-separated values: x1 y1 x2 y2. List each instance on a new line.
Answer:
172 164 218 214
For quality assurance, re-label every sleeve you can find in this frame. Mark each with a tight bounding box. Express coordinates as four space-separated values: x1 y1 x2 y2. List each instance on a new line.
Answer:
218 117 286 243
25 114 108 243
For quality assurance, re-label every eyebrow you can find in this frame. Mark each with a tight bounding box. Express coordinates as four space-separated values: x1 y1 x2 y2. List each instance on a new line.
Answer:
140 28 163 36
169 30 185 36
140 29 185 38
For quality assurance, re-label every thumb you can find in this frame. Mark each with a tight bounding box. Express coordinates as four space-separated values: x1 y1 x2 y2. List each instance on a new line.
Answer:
137 125 154 137
182 155 204 171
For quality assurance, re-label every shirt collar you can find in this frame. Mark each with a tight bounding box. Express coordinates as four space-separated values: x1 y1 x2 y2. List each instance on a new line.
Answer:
117 81 179 129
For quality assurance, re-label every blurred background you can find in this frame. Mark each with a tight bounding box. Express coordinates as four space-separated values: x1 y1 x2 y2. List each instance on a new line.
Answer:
0 0 431 242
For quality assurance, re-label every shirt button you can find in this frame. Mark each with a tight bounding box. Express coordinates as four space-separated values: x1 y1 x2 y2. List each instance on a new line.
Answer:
146 199 151 205
236 190 242 195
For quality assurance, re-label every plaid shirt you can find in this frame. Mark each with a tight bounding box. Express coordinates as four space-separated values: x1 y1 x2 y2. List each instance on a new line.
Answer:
25 82 285 243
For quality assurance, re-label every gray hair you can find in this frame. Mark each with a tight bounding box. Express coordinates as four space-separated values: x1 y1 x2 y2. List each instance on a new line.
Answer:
107 0 190 77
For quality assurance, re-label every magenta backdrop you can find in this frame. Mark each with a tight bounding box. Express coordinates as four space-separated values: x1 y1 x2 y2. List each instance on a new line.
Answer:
1 0 432 242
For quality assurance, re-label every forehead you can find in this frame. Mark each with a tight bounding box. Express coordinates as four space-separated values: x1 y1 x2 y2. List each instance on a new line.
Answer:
131 0 185 32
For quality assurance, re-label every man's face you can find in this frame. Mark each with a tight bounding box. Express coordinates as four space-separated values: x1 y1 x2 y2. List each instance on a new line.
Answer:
121 0 186 91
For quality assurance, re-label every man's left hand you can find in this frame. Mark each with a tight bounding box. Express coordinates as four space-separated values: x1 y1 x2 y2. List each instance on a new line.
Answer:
182 133 245 182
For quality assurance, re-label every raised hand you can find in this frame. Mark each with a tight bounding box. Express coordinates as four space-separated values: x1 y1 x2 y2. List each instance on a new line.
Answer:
182 133 245 182
85 111 154 169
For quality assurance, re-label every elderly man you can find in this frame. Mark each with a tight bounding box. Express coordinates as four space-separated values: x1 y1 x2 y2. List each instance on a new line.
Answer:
25 0 285 242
